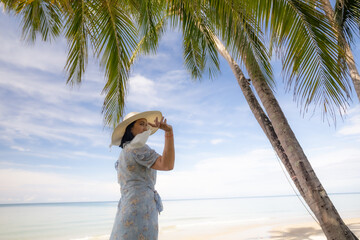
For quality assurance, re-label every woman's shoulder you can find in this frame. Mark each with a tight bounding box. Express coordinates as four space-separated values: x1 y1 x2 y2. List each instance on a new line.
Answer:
124 144 151 154
125 144 159 168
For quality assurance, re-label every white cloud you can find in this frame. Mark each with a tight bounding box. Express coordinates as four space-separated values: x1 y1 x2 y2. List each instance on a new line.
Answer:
310 147 360 168
210 138 224 145
304 146 360 193
125 70 243 131
126 71 205 113
156 144 360 200
1 143 359 204
0 148 290 203
1 145 114 165
0 67 102 105
156 148 295 199
0 168 118 204
0 117 104 146
127 74 162 108
0 64 107 147
10 146 30 152
0 14 66 74
0 161 71 170
338 106 360 136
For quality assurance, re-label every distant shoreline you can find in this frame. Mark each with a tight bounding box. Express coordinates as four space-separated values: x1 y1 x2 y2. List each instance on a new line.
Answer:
1 191 359 206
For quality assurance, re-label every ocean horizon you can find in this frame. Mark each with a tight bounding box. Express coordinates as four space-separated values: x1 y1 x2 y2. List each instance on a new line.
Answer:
2 191 359 206
1 192 359 240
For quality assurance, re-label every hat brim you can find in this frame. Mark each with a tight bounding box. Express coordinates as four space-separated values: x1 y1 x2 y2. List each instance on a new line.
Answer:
111 111 163 146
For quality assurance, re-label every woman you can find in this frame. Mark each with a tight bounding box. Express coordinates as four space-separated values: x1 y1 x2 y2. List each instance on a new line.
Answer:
110 111 175 240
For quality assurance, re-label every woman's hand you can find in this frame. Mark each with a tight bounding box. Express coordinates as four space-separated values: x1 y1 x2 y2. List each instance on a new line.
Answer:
150 116 175 171
149 117 172 132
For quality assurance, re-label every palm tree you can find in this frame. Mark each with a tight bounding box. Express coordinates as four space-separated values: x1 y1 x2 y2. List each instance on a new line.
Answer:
320 0 360 101
214 34 358 240
167 1 356 238
155 1 357 239
1 0 358 239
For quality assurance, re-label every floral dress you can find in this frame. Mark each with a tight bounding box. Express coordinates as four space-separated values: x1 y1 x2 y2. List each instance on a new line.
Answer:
110 142 163 240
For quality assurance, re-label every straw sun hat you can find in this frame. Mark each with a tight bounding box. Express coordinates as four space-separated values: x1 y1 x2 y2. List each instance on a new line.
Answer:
111 111 163 146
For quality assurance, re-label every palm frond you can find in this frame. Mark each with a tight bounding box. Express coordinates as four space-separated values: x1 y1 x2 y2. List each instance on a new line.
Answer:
182 25 206 79
91 0 138 127
64 0 94 86
12 0 62 42
131 0 167 54
207 0 274 88
1 0 19 10
334 0 360 44
168 0 220 80
129 14 168 68
249 0 351 121
98 0 167 127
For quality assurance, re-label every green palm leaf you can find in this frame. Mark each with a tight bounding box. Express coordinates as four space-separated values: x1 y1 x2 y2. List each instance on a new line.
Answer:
5 0 63 42
129 15 168 67
168 0 220 80
1 0 18 9
98 0 168 127
334 0 360 44
249 0 351 120
207 0 274 87
129 0 167 54
91 0 137 127
64 0 94 86
168 0 273 86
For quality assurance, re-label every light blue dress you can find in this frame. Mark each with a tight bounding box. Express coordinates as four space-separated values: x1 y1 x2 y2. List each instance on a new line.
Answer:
110 144 163 240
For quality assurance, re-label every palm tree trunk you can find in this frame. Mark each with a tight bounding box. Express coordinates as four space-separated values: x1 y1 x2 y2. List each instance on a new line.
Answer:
246 56 357 240
213 35 358 239
344 38 360 101
320 0 360 101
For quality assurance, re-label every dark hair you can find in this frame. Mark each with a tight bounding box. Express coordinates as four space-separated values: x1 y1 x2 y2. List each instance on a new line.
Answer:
120 121 136 148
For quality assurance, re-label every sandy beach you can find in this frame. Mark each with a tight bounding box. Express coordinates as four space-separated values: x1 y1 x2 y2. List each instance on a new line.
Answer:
74 218 360 240
1 195 359 240
159 218 360 240
269 218 360 240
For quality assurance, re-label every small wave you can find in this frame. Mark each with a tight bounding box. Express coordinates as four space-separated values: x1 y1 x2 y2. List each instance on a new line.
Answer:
70 234 110 240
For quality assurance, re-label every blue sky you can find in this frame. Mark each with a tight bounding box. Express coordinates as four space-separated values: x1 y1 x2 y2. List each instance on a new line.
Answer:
0 9 359 204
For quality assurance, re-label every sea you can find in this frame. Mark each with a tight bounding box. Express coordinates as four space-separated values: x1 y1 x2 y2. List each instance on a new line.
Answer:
0 193 359 240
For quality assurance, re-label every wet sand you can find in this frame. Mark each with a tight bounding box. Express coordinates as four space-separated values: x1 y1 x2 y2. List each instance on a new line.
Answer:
269 218 360 240
158 218 360 240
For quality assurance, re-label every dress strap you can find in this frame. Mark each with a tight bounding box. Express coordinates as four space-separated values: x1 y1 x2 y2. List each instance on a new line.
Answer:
153 190 163 213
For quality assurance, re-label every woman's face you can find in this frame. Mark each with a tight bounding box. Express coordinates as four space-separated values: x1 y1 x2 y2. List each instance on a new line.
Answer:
131 118 148 136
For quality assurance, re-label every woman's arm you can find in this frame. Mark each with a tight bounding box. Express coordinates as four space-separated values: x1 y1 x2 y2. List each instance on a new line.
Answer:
149 117 175 171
